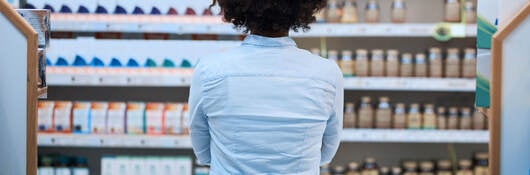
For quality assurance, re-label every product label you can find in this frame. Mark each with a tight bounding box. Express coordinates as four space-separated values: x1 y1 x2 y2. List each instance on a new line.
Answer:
448 117 459 129
423 114 437 129
343 112 356 128
107 110 125 134
437 116 448 130
355 60 369 77
393 114 407 129
407 114 422 129
358 109 373 128
376 109 392 128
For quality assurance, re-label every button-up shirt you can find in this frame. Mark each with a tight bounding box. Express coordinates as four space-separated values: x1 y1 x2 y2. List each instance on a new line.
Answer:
188 34 343 175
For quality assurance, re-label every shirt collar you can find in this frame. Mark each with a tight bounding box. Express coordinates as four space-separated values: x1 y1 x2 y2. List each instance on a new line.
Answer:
242 34 297 47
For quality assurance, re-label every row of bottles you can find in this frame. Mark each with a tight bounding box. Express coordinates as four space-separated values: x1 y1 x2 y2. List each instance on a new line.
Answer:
312 47 476 78
38 155 89 175
344 96 487 130
322 152 488 175
316 0 476 23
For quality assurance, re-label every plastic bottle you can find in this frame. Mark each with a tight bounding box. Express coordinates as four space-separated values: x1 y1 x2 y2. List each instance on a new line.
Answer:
436 107 447 130
400 53 414 77
428 47 443 78
462 48 476 78
445 48 461 78
459 107 472 130
391 0 406 23
361 157 379 175
422 104 436 129
370 49 385 77
341 0 359 23
447 107 459 130
386 50 400 77
444 0 461 22
358 97 374 128
414 53 427 77
326 0 342 23
365 0 380 23
407 103 422 129
341 50 355 77
393 103 407 129
355 49 370 77
376 97 392 129
344 102 357 128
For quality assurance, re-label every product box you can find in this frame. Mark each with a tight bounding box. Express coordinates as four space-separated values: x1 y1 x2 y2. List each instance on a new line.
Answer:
145 103 165 135
126 102 146 134
476 0 498 108
37 101 55 132
72 102 91 134
181 104 190 134
164 103 184 135
107 102 126 134
53 101 73 132
90 102 109 134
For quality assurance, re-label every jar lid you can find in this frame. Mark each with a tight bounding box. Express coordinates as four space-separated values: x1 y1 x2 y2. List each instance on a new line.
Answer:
429 47 441 53
415 53 427 63
356 49 368 55
387 49 399 56
447 48 460 54
461 107 471 115
362 96 372 103
342 50 353 57
379 97 390 103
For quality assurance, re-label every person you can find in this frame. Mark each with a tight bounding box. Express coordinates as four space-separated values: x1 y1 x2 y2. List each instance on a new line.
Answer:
188 0 344 174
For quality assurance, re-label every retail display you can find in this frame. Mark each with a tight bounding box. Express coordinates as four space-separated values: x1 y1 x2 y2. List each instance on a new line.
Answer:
343 96 487 130
38 155 89 175
320 47 477 78
325 152 488 175
101 156 192 175
38 101 189 135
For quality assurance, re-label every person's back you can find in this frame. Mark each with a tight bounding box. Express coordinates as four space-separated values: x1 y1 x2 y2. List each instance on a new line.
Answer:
188 1 343 174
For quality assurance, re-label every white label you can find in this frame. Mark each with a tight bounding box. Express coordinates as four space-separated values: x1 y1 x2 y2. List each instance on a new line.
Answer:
91 110 107 133
54 108 72 132
73 109 90 133
126 110 144 134
107 110 125 134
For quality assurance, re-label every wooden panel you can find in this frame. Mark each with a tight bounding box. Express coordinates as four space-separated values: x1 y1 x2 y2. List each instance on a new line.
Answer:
0 1 38 175
491 2 530 175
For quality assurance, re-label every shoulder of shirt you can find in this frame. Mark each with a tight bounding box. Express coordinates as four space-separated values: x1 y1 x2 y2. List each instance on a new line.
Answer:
296 48 343 82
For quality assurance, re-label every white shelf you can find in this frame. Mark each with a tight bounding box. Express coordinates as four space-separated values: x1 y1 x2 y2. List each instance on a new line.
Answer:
50 14 477 37
38 130 488 148
47 67 476 91
342 129 489 143
38 133 192 148
343 77 476 92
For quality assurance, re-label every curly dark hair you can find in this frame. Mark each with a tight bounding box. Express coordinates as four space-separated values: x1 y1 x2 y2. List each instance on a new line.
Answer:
211 0 326 34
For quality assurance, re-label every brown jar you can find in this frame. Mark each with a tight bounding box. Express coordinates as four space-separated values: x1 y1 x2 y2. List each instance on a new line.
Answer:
403 161 418 175
341 0 359 23
361 157 379 175
436 107 447 130
358 96 374 128
365 0 380 23
400 53 414 77
472 108 486 130
474 153 489 175
393 103 407 129
437 160 453 175
386 50 400 77
376 97 392 129
462 48 476 78
456 159 473 175
391 0 406 23
356 49 370 77
415 53 428 77
326 0 343 23
423 104 436 129
447 107 459 130
460 107 472 130
463 0 476 23
370 49 385 77
347 162 362 175
344 102 357 128
342 50 355 77
444 0 461 22
428 47 443 78
445 48 461 78
419 161 435 175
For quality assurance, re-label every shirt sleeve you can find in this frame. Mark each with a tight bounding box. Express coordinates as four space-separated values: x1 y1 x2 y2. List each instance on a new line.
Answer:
321 73 344 165
188 63 211 165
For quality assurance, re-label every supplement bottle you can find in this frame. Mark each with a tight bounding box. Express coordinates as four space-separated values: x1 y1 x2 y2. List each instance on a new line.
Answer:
459 107 472 130
462 48 476 78
472 108 486 130
346 162 361 175
447 107 459 130
400 53 414 77
341 0 359 23
386 50 400 77
415 53 427 77
361 157 379 175
370 49 385 77
445 48 461 78
407 103 422 129
376 97 392 129
344 102 357 128
444 0 461 22
358 96 374 128
456 160 473 175
428 47 443 78
341 50 355 77
355 49 370 77
391 0 406 23
463 0 476 23
365 0 380 23
393 103 407 129
436 107 447 130
473 152 489 175
423 104 436 129
326 0 342 23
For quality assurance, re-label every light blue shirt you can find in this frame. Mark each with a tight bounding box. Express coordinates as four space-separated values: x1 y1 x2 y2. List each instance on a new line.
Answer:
188 34 344 175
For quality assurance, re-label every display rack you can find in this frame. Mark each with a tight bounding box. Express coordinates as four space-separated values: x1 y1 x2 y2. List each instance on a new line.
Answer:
341 129 488 143
50 14 477 37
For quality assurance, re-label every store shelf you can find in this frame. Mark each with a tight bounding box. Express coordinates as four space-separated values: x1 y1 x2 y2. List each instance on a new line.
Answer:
38 130 488 148
342 129 489 143
47 67 476 91
343 77 476 92
50 14 477 37
38 133 192 149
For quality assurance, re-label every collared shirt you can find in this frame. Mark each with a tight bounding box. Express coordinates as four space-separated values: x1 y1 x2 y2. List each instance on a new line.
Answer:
188 34 343 175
